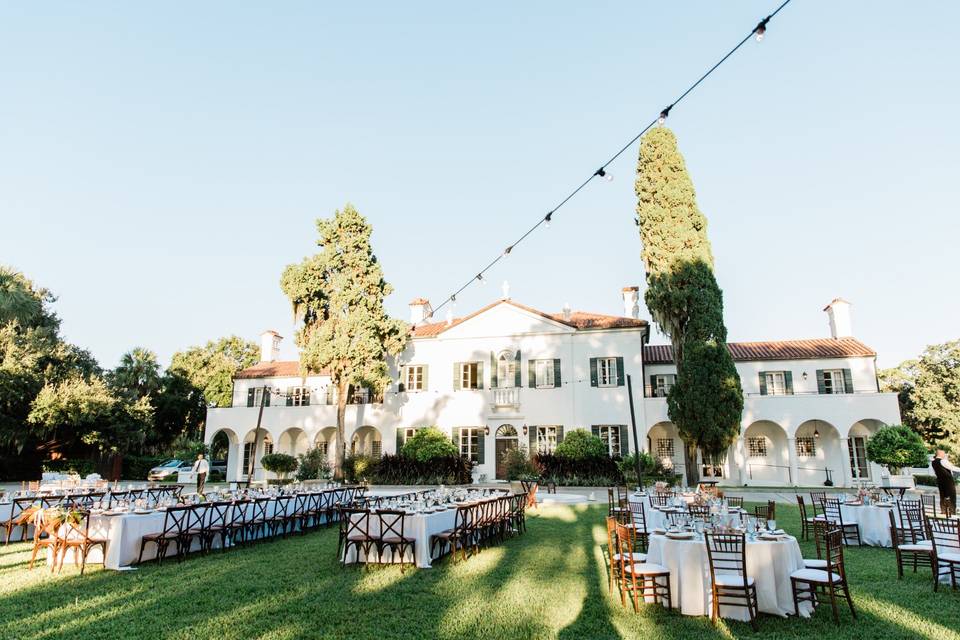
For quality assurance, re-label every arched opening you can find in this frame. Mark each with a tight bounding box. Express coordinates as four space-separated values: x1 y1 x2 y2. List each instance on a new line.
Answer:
242 429 273 481
351 426 382 459
794 420 842 487
497 351 517 389
849 419 886 483
494 424 518 480
209 428 239 482
315 427 338 466
278 427 310 458
647 422 681 475
743 420 790 485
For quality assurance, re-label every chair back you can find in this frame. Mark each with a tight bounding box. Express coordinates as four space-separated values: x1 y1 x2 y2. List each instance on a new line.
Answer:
252 497 271 521
754 500 776 521
128 489 145 501
809 491 826 515
926 516 960 559
727 496 744 508
896 500 925 541
921 493 939 518
207 501 232 530
160 505 191 537
651 493 670 507
11 496 36 521
377 509 407 540
606 487 618 514
628 499 647 532
341 507 370 540
274 495 294 519
187 503 210 532
688 504 710 520
796 495 809 520
605 516 618 562
705 532 749 587
230 499 250 528
824 526 847 579
823 498 844 524
614 521 638 571
665 511 687 528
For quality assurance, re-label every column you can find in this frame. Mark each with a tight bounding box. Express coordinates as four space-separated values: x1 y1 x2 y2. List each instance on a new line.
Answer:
736 428 748 485
787 437 799 487
839 437 853 488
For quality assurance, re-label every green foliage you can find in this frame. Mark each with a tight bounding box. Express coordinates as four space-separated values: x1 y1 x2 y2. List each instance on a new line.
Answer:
342 454 376 484
41 458 98 477
107 347 161 402
281 204 409 477
121 455 167 480
880 340 960 454
401 426 459 461
169 336 259 410
554 430 607 460
533 453 624 486
617 451 666 484
260 452 299 479
295 447 331 481
170 435 207 461
504 446 537 480
864 424 929 472
370 454 472 485
634 129 743 485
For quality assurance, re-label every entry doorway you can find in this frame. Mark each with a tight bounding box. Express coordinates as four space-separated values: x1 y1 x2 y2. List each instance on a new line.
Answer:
495 424 518 480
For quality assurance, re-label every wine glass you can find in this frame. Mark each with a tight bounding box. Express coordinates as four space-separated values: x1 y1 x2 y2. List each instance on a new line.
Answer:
767 519 776 533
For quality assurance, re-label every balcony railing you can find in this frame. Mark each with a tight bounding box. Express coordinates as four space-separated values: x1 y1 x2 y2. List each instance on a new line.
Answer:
491 387 520 409
645 385 880 399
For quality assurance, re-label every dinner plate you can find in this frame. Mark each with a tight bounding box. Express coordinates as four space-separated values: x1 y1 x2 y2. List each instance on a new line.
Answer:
666 531 695 540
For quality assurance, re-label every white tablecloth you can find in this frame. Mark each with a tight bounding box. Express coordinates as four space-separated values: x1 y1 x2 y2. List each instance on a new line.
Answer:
343 508 457 569
628 498 746 533
646 534 811 620
839 503 897 547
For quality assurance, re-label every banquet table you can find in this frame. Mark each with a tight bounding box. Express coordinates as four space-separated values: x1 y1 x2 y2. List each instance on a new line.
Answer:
343 507 459 569
0 501 34 542
839 502 898 547
628 496 747 533
646 533 811 620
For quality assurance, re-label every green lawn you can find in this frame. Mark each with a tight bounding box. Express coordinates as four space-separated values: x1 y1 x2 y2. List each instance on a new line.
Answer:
1 502 958 640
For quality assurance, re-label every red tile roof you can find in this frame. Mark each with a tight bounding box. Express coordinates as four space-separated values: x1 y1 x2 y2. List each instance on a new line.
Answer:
643 338 877 364
411 299 647 337
234 361 329 379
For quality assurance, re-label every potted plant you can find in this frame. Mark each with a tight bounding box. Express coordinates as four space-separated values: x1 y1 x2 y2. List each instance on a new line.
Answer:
260 453 299 485
864 424 927 489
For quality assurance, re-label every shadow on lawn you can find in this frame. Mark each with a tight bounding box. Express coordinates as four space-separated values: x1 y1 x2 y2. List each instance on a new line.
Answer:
0 505 959 640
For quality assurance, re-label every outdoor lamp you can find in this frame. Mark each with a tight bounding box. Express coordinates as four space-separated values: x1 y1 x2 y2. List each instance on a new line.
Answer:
801 372 808 381
522 424 528 436
484 426 490 436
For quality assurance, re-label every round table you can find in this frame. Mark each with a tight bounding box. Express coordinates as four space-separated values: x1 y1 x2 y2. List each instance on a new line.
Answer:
839 502 898 547
646 533 811 620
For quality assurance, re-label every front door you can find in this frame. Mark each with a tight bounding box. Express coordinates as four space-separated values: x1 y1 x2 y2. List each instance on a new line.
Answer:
848 437 870 480
495 439 517 480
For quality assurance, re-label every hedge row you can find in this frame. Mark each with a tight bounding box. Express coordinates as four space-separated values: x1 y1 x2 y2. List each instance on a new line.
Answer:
343 453 472 485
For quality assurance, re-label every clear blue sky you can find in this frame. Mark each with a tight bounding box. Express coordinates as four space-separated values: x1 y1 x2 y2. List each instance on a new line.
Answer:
2 2 957 370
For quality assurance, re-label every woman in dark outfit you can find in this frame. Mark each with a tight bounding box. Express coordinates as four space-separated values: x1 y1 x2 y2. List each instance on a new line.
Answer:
932 449 958 516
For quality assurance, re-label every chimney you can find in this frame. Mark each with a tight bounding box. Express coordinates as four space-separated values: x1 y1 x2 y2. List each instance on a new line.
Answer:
823 298 853 339
409 297 432 324
622 286 640 319
260 330 282 362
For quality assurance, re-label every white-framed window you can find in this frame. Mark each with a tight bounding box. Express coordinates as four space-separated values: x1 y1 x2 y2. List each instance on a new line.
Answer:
764 372 786 396
652 374 675 397
460 362 480 390
534 360 555 389
537 426 559 454
350 387 371 404
242 437 273 474
656 438 675 463
796 437 816 457
371 440 382 459
747 437 767 458
405 365 426 392
822 369 847 394
316 440 329 457
459 427 483 463
597 425 621 456
289 386 310 406
497 352 517 388
597 357 618 387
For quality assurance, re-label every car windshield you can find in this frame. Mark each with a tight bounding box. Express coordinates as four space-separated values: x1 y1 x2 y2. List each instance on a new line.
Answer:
159 460 180 468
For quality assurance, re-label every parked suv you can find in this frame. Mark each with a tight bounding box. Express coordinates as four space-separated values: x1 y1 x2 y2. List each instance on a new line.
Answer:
147 459 192 481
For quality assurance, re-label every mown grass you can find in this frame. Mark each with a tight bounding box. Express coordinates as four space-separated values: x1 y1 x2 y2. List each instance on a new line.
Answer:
0 501 958 640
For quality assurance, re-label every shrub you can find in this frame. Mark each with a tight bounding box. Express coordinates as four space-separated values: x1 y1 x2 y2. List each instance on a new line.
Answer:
554 430 608 460
171 435 208 462
504 447 537 480
914 474 937 487
122 455 167 480
260 453 298 479
343 454 376 484
865 425 929 473
370 454 472 485
42 458 98 477
401 427 459 461
533 452 624 486
295 447 331 482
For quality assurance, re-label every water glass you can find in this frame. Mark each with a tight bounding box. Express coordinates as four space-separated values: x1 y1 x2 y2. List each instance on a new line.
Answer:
767 519 776 533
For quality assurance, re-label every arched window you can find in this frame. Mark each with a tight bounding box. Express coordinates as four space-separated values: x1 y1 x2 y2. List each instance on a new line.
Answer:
497 351 517 388
496 424 518 438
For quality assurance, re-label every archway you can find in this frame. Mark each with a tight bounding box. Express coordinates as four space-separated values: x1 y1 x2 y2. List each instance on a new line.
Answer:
794 420 842 487
351 426 382 458
849 419 886 483
242 429 273 481
495 424 518 480
743 420 790 485
209 428 239 482
647 422 681 475
278 427 310 458
315 427 338 467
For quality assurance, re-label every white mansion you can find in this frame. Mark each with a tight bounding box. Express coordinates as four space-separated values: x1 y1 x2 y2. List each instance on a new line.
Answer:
204 290 901 488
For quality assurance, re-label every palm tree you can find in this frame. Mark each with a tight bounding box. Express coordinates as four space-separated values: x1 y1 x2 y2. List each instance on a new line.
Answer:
109 347 162 401
0 265 56 329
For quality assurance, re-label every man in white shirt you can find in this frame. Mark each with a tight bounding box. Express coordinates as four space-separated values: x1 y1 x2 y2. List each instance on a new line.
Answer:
192 454 210 494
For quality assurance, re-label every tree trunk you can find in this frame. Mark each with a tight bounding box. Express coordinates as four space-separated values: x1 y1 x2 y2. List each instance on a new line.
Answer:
683 442 699 487
334 378 349 480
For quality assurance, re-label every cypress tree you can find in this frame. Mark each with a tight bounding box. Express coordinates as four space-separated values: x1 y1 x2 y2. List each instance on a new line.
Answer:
635 128 743 486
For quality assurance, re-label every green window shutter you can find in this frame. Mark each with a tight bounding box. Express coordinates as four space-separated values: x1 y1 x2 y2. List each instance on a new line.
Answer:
396 427 406 455
263 389 270 407
528 360 536 388
591 425 600 438
422 365 429 391
784 371 793 395
758 373 767 396
476 361 484 390
451 427 461 450
816 370 826 394
303 388 310 406
650 375 658 397
553 359 561 388
842 369 853 394
618 425 629 456
400 366 407 391
286 387 293 406
589 358 598 387
247 389 255 407
616 357 625 387
528 427 537 454
514 350 521 387
453 363 461 391
556 425 564 444
475 429 485 465
490 351 498 389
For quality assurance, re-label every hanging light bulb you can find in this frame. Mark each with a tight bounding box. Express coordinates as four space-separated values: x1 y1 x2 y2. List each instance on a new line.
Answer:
814 421 821 439
476 273 485 284
595 168 613 182
503 245 513 256
755 17 769 42
544 212 552 228
658 105 672 125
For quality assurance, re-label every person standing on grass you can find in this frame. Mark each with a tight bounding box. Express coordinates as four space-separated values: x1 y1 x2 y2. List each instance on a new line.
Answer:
932 449 959 516
192 453 209 494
